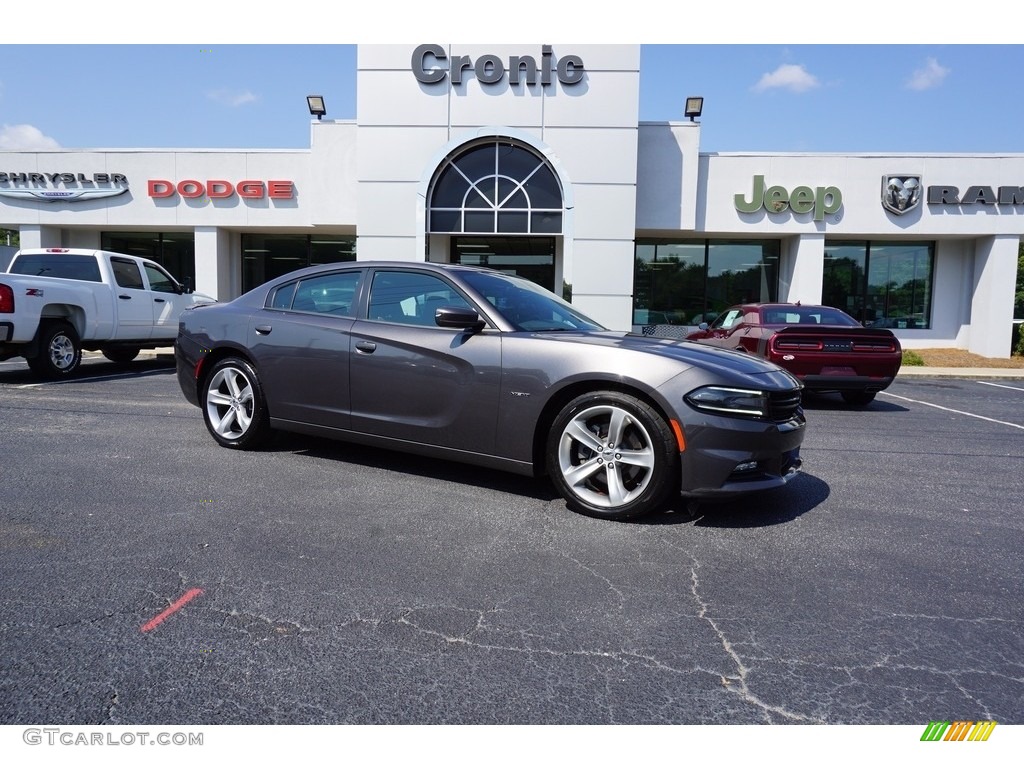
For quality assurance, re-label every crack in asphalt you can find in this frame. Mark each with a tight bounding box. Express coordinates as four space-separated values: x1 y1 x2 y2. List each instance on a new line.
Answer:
687 563 824 723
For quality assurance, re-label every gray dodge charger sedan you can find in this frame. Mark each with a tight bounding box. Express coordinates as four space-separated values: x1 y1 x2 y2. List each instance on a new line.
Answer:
175 262 805 521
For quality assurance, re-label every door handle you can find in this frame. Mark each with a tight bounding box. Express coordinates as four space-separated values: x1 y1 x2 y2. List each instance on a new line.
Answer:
254 324 273 335
118 294 132 300
355 341 377 353
154 298 166 303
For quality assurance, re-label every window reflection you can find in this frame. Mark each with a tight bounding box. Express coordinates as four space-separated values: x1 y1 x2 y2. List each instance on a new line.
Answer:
633 240 780 327
824 241 933 329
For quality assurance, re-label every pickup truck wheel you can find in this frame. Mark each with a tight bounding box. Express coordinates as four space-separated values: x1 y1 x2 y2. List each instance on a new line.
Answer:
102 348 140 363
27 322 82 379
202 357 270 449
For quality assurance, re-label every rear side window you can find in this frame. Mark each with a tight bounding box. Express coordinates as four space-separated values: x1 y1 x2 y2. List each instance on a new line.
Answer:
268 281 297 310
111 258 145 289
9 253 102 282
267 271 361 316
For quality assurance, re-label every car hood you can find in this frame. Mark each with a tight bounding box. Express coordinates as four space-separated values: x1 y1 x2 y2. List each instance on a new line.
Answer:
532 331 799 382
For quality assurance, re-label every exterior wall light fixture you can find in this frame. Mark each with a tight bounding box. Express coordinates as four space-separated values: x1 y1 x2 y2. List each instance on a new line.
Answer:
684 96 704 121
307 95 327 120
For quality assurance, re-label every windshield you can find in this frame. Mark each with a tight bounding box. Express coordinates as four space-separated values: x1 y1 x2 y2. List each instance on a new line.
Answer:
460 270 605 332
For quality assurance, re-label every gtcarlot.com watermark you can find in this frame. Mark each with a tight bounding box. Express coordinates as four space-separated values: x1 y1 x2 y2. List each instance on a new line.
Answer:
23 728 203 747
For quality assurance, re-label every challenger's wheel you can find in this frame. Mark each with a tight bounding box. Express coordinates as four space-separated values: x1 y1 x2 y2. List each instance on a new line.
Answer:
27 321 82 379
546 391 679 521
841 391 876 407
202 357 270 449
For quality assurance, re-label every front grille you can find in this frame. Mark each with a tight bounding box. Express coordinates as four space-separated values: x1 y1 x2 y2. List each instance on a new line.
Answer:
768 389 803 422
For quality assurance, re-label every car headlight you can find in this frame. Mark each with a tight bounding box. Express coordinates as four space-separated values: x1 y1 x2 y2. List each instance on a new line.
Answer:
685 386 769 418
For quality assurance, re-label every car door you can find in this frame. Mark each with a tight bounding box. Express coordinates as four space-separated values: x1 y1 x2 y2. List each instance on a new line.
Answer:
247 269 362 430
108 256 154 341
142 261 187 341
348 269 502 455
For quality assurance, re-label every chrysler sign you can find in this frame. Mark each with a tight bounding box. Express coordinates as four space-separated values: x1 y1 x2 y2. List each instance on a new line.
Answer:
0 171 129 202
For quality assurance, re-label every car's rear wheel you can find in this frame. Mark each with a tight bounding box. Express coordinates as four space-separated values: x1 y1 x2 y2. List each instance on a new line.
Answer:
546 391 679 521
202 357 270 449
841 391 876 407
27 321 82 379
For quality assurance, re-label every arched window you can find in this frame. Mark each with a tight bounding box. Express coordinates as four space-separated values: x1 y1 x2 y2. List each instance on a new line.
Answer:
428 140 563 235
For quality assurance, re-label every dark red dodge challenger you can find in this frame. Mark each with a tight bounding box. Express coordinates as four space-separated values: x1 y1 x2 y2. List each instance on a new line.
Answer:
686 303 902 406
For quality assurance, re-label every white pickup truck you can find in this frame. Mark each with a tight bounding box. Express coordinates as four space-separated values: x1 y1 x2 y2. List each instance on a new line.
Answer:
0 248 214 378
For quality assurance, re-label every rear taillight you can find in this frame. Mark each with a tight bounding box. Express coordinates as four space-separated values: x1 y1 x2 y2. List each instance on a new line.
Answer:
0 284 14 313
773 337 823 351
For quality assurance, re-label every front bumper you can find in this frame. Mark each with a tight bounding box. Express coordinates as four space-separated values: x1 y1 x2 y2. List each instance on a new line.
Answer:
800 374 895 393
678 410 805 497
174 333 204 408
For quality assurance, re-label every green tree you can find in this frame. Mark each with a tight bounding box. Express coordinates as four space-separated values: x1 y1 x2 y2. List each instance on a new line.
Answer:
1 229 19 248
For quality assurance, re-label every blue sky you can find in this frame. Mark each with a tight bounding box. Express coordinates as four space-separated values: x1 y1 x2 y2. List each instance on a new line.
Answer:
1 8 1019 155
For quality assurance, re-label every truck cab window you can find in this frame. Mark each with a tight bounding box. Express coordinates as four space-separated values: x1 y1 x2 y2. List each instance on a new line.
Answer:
111 258 145 290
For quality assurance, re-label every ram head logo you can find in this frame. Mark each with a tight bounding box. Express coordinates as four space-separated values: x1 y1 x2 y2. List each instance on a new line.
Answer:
882 175 922 215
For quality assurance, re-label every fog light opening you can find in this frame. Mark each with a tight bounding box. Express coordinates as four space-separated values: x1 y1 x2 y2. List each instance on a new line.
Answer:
734 460 760 474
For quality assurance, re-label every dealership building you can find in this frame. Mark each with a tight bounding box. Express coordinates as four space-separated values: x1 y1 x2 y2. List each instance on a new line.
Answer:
1 44 1021 357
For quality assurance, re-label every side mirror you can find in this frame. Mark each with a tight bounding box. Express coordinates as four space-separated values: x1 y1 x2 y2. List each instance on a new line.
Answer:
182 277 194 295
698 322 709 331
434 306 486 333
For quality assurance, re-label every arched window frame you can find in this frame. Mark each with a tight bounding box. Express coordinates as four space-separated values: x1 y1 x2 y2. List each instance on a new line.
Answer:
427 139 564 235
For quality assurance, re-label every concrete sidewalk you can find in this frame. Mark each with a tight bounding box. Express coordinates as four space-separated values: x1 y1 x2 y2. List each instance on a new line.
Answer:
896 366 1024 379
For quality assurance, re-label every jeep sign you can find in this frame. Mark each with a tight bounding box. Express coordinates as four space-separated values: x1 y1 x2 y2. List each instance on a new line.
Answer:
735 175 842 221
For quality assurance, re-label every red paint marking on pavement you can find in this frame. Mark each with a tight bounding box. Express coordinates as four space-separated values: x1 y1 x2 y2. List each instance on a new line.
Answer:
141 588 204 633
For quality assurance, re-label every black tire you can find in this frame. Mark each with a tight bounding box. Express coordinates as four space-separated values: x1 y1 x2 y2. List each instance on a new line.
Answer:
26 321 82 379
201 357 271 449
546 391 679 521
841 391 876 407
102 347 140 363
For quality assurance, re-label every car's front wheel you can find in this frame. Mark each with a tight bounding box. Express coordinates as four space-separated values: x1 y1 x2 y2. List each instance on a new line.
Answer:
546 391 679 521
202 357 270 449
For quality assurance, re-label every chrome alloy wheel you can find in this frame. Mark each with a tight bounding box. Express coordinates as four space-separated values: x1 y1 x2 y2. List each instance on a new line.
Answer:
556 403 657 509
205 366 256 440
48 332 78 371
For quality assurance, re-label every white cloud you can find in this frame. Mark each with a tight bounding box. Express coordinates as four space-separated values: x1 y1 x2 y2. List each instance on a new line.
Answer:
906 57 950 91
206 88 258 107
0 124 61 150
753 64 820 93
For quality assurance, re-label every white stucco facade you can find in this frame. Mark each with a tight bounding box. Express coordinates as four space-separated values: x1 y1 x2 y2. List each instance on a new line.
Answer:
1 44 1021 357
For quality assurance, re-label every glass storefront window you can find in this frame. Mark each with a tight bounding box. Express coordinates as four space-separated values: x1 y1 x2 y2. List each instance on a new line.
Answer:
633 240 780 326
101 232 195 287
824 241 933 328
241 234 355 293
452 236 555 292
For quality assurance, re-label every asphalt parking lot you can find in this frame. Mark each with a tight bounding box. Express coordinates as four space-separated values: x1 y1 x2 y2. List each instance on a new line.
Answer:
1 352 1022 725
